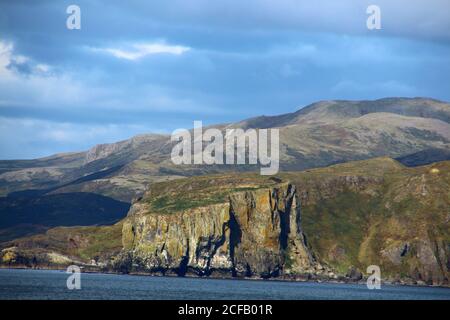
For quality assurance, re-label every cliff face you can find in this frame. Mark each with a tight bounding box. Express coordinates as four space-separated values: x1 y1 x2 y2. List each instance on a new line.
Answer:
119 184 318 278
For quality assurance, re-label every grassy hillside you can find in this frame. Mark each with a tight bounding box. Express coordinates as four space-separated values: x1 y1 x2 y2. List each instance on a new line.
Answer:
1 223 123 267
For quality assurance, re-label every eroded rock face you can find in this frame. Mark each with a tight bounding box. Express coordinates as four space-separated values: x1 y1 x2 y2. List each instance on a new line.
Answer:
118 184 317 278
413 239 448 285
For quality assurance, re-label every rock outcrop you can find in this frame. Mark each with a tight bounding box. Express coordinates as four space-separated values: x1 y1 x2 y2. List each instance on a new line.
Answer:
117 184 318 278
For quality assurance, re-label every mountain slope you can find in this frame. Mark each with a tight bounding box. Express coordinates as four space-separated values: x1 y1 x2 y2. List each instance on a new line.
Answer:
234 97 450 128
1 97 448 201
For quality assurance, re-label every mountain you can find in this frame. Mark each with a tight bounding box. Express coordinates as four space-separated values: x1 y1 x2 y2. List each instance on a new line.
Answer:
1 97 449 199
3 158 449 286
234 97 450 128
0 97 449 241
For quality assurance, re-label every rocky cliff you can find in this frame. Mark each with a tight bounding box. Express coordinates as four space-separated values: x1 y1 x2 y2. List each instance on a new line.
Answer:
111 158 450 285
117 184 320 278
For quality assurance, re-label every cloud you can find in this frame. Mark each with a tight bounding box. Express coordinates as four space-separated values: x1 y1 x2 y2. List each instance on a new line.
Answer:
108 0 450 41
0 117 159 159
0 41 53 77
1 2 450 158
0 40 224 118
90 42 191 60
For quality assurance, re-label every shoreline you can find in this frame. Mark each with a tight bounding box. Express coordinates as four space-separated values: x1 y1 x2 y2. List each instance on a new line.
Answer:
2 265 449 289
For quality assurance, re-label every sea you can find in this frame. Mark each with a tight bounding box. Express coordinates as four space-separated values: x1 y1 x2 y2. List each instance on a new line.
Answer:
0 268 449 300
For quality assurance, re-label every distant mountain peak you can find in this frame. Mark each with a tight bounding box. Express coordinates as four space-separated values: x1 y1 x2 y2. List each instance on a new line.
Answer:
232 97 449 130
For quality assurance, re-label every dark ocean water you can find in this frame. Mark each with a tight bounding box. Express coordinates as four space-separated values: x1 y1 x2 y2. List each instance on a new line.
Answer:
0 268 449 300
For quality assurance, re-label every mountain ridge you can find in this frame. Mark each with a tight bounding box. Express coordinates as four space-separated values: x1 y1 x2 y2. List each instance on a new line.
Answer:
2 96 448 164
0 97 449 201
233 97 450 129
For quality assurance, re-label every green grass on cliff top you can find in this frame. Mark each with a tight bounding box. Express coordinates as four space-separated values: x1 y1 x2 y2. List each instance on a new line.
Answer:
143 157 404 214
145 174 279 214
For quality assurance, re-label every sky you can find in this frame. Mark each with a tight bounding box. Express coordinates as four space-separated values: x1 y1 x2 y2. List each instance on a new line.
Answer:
0 0 449 159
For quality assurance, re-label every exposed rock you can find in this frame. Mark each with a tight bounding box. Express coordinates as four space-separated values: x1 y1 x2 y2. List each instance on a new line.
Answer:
414 239 447 285
381 242 410 266
346 266 363 281
118 184 318 278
